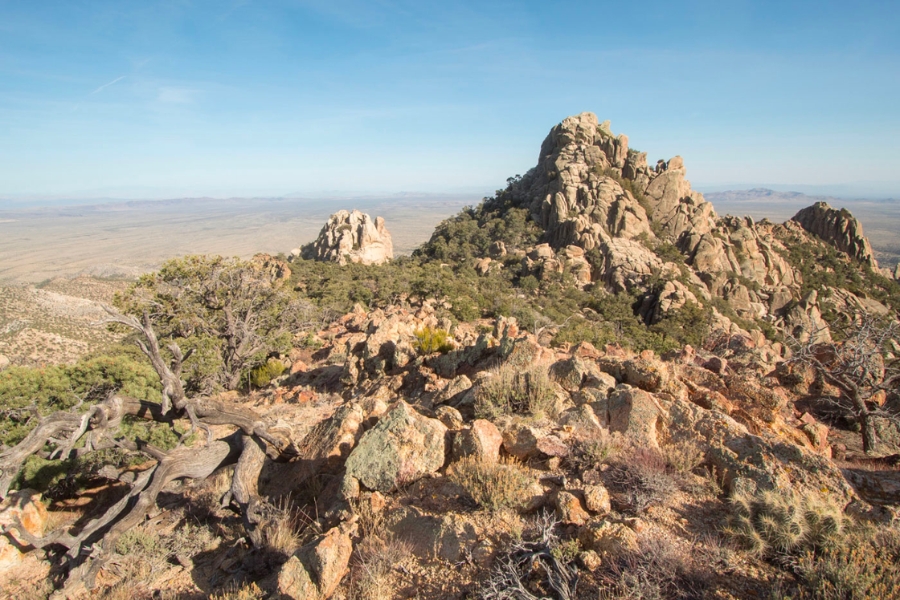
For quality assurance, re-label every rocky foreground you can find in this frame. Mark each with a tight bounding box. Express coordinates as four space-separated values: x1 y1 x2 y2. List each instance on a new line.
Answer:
1 113 899 599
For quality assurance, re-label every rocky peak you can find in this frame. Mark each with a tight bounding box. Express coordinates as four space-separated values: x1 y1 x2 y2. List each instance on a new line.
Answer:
302 209 393 266
791 201 878 269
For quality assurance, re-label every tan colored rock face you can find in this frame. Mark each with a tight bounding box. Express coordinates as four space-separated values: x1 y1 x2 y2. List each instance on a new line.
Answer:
303 209 393 266
792 201 878 268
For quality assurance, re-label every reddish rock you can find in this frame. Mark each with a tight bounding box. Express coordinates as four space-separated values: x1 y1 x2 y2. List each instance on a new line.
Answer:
536 435 570 458
453 420 503 463
556 491 590 525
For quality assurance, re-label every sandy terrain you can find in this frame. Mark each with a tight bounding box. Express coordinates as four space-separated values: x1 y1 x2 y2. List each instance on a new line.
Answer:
0 194 477 284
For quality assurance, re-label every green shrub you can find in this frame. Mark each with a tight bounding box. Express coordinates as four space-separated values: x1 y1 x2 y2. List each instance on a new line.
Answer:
475 363 557 419
0 347 161 446
413 326 453 355
249 358 286 388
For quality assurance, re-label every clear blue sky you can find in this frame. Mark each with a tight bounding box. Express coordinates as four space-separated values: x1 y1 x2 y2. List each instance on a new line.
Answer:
1 0 898 199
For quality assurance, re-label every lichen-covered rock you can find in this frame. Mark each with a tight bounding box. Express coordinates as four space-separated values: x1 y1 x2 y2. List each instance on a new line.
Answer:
501 423 542 460
550 356 587 391
605 386 662 449
302 209 393 266
555 490 590 525
583 484 612 514
578 519 639 556
435 405 465 430
559 404 605 439
345 401 447 492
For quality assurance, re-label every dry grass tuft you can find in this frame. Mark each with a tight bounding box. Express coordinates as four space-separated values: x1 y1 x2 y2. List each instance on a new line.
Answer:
448 456 535 513
607 446 679 514
597 533 712 600
261 498 311 556
210 581 265 600
348 533 413 600
475 363 558 420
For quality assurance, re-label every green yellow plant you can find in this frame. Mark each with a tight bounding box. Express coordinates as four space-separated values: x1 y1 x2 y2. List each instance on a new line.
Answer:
249 358 286 388
413 326 454 355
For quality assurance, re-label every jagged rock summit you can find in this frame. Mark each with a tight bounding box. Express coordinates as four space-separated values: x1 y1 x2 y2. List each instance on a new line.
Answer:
302 209 393 266
478 111 891 343
792 201 878 269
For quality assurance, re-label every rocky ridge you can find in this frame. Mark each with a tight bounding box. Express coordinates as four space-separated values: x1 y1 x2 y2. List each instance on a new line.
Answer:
485 112 892 344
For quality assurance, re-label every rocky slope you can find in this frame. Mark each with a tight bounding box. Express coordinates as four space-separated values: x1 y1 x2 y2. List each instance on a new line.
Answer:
2 113 899 600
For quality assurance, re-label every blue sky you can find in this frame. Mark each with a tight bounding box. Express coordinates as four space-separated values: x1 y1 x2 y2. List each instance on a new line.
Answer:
1 0 898 199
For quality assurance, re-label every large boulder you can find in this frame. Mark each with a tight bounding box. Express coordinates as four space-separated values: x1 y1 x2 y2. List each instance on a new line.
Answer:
345 401 448 492
604 386 662 449
302 209 393 266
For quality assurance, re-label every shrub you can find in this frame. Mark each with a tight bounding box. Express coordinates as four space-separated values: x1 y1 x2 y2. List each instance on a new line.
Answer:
607 447 678 514
449 456 534 512
0 346 160 446
661 439 705 476
577 431 626 467
349 533 413 600
249 358 286 388
413 326 454 355
474 364 557 420
797 528 900 599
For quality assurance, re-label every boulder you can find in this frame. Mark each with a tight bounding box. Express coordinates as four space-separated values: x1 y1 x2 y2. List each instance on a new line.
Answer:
578 519 638 556
605 386 662 449
583 484 612 514
501 423 541 460
345 401 448 492
559 405 605 439
550 356 587 391
555 491 590 525
452 420 503 463
434 406 465 430
276 526 353 600
302 209 393 266
0 354 9 372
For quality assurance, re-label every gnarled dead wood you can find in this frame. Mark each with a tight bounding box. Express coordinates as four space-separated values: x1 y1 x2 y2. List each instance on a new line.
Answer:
0 307 301 597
